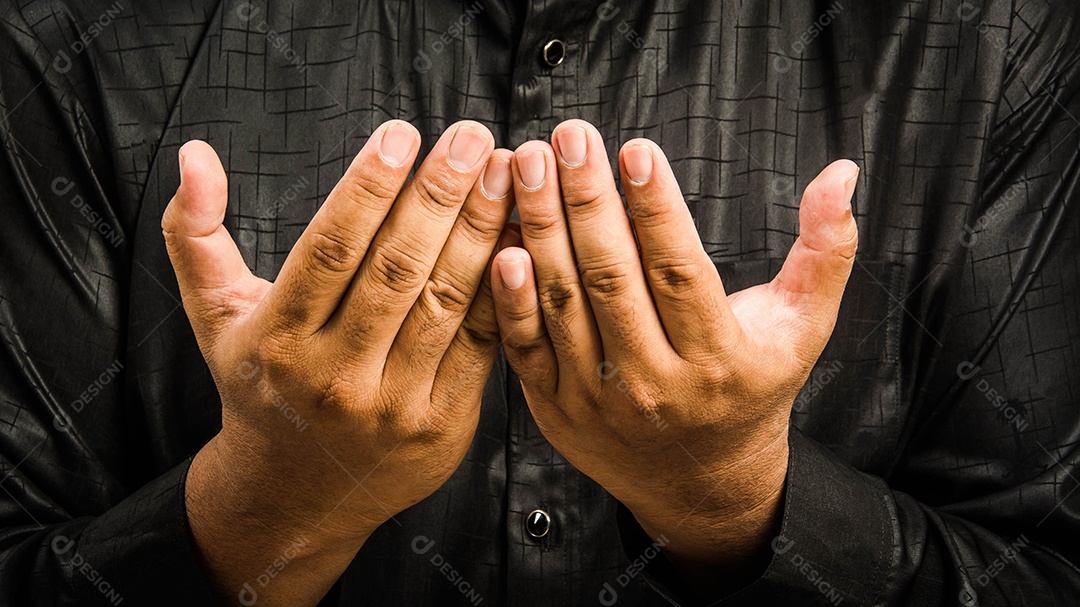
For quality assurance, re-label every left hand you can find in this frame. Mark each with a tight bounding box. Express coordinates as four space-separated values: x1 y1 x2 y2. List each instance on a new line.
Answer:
490 120 859 580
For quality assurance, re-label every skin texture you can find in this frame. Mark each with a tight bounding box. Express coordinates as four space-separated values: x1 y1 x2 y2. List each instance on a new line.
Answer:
166 115 856 603
490 119 859 593
164 120 516 607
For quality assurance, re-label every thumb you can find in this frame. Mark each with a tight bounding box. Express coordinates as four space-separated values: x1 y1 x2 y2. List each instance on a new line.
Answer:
162 140 255 340
772 159 860 334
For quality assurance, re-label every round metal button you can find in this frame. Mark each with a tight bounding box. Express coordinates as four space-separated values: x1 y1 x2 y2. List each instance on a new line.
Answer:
542 39 566 67
525 509 551 539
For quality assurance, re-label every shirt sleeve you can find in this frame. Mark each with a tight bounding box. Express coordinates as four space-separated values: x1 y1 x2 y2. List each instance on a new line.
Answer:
0 6 220 605
620 1 1080 605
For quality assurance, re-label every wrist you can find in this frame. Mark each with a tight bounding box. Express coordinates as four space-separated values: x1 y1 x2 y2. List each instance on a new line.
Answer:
190 430 384 542
186 434 376 605
627 430 789 578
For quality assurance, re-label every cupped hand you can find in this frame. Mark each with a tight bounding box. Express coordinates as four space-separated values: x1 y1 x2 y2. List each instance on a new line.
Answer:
162 119 514 605
491 119 858 580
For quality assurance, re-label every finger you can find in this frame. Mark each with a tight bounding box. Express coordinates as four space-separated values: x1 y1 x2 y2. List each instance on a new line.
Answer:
260 120 420 336
329 120 495 361
771 159 860 339
387 149 516 383
550 120 667 364
512 139 602 377
492 246 558 403
619 139 740 359
426 225 522 432
162 140 261 343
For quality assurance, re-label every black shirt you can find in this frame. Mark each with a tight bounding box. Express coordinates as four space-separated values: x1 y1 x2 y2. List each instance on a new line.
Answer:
1 0 1079 605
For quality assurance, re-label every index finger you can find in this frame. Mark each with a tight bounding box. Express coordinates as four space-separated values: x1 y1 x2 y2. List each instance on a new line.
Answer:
257 120 420 336
327 120 495 362
619 138 738 360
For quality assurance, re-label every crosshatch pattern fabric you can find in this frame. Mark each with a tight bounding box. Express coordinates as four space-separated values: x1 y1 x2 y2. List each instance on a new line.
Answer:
0 0 1078 605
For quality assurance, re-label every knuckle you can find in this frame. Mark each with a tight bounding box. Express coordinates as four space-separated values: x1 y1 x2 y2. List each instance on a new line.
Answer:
562 187 607 213
519 211 563 238
413 172 467 215
423 274 474 314
370 243 427 295
458 288 500 347
161 228 183 257
342 167 400 206
317 376 367 420
503 328 546 357
834 223 859 261
537 281 580 312
501 296 541 323
460 316 500 349
690 360 742 395
160 206 185 255
308 230 362 275
504 341 549 374
160 204 178 238
456 203 503 244
645 259 703 294
579 259 633 298
626 196 667 226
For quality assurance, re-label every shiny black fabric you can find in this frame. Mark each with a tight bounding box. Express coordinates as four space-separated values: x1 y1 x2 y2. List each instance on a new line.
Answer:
0 0 1079 605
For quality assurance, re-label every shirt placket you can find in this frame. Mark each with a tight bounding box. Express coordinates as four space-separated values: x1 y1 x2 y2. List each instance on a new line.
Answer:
503 2 598 605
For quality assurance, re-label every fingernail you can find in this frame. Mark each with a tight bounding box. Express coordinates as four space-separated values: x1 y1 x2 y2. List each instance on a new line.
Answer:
499 258 527 290
517 149 547 191
448 124 489 171
623 144 654 185
379 122 417 167
177 147 186 181
556 126 588 167
842 164 860 211
482 157 512 199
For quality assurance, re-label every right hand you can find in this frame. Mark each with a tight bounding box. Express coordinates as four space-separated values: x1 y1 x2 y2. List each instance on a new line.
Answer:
162 119 514 603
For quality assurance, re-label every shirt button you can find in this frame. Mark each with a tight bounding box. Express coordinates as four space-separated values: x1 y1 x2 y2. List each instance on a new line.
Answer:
542 39 566 67
525 509 551 539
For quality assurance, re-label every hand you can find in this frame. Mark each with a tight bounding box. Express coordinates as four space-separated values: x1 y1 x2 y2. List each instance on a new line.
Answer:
490 120 858 586
162 119 514 606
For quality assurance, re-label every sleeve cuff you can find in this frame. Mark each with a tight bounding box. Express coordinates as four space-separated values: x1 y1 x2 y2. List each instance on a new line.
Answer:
619 426 895 606
70 458 222 605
